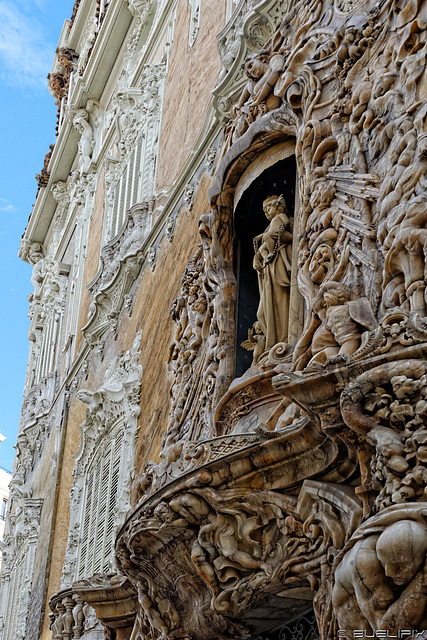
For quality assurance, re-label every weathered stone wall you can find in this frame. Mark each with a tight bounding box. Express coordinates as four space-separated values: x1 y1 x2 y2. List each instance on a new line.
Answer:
156 0 226 188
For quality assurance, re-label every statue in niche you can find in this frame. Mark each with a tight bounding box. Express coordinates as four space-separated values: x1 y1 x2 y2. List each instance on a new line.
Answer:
252 195 293 351
73 109 94 173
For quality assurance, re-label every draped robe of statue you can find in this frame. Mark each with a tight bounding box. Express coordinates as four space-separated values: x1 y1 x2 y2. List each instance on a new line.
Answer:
253 197 293 350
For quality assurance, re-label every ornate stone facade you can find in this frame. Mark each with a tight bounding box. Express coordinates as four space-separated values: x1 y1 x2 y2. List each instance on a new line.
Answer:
5 0 427 639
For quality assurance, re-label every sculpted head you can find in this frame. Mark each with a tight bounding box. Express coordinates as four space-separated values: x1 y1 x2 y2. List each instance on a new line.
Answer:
243 50 270 80
28 242 45 266
263 195 288 222
321 282 350 308
376 520 427 585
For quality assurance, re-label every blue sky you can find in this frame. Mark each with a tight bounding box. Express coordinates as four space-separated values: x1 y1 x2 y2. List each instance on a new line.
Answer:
0 0 74 471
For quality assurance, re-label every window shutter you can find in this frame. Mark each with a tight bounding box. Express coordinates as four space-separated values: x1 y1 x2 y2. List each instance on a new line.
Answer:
3 549 27 640
77 428 124 579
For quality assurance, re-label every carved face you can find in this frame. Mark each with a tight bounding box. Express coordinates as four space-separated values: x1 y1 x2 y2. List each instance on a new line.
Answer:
309 245 333 282
243 52 269 80
310 180 335 209
382 561 419 585
263 197 287 221
323 287 349 308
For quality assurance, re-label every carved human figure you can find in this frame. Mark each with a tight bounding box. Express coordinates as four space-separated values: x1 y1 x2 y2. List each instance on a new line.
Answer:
241 320 266 365
73 110 94 172
293 282 376 369
333 519 427 633
228 51 284 143
28 243 46 296
253 195 292 350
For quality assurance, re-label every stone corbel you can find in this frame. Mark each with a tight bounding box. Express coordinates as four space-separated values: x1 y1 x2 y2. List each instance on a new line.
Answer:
116 472 362 640
73 574 138 640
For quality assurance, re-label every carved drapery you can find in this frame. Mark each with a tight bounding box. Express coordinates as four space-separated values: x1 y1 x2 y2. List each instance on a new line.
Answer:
116 0 427 637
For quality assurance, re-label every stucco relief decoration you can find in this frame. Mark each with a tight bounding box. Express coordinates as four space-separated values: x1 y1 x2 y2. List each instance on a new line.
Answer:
61 332 142 587
73 109 95 173
78 14 98 74
84 63 165 346
115 0 427 637
188 0 201 47
124 0 156 70
83 201 152 344
0 499 43 640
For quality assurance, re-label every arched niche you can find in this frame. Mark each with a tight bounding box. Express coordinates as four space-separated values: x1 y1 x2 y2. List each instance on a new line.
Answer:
232 141 302 377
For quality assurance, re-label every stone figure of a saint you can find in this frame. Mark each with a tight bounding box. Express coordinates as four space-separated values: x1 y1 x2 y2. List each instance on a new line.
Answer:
253 195 293 349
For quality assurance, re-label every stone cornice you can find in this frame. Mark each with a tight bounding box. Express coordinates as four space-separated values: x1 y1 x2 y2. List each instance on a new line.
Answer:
20 0 133 259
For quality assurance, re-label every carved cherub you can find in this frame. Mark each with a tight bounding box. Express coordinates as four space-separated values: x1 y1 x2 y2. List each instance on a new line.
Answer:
293 281 376 370
241 321 266 365
227 50 284 143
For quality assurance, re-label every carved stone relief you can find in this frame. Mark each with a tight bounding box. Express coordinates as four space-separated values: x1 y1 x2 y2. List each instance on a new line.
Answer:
118 0 427 637
118 474 362 640
0 499 43 640
212 0 297 124
82 62 166 347
61 332 142 587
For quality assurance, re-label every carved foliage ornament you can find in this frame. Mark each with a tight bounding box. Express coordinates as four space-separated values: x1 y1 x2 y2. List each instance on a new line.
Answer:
61 332 142 587
121 0 427 637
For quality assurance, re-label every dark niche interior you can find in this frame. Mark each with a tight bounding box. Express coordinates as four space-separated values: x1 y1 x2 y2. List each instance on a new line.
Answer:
233 155 296 378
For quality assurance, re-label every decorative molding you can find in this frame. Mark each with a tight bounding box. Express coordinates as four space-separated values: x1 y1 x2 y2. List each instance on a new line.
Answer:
212 0 296 124
83 201 152 345
104 61 166 244
61 332 142 587
0 499 43 640
188 0 201 47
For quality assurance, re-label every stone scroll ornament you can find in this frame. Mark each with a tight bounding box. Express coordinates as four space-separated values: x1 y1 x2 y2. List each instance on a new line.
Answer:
118 0 427 637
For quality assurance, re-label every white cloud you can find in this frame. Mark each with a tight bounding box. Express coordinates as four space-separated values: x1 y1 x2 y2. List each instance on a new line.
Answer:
0 198 16 213
0 1 54 89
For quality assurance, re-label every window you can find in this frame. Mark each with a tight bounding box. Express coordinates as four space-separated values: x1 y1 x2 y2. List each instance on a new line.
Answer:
109 135 144 240
1 498 7 519
76 428 124 579
2 549 27 640
61 332 142 587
